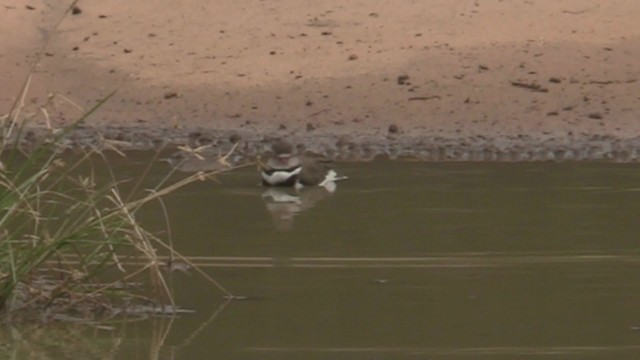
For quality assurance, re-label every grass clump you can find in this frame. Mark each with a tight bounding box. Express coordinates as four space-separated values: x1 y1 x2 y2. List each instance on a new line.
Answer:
5 90 249 320
0 89 237 323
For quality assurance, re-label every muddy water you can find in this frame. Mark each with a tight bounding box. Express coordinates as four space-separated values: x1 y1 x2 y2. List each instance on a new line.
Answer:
7 156 640 359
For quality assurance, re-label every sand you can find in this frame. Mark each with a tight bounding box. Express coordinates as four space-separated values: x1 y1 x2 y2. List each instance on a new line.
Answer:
1 0 639 160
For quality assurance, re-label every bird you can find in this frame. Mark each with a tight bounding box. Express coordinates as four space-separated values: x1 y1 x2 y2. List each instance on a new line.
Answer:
259 140 346 189
259 140 302 187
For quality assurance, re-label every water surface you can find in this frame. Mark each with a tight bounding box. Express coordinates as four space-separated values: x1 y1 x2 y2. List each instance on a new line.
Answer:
6 157 640 359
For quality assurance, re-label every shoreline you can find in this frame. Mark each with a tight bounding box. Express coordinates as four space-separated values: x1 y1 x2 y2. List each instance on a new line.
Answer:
18 125 640 163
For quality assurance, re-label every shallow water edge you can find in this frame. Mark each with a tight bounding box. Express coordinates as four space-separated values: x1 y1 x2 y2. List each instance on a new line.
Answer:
17 125 640 162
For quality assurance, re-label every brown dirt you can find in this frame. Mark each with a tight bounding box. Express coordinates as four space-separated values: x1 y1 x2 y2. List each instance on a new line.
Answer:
2 0 640 160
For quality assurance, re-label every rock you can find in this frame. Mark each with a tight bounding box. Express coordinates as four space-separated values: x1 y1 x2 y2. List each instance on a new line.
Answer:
336 135 352 148
397 75 410 85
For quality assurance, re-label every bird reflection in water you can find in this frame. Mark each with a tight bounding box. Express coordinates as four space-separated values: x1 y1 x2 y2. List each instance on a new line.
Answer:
261 184 336 231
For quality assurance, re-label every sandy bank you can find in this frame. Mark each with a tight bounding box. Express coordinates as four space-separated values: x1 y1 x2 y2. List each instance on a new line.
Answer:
1 0 639 160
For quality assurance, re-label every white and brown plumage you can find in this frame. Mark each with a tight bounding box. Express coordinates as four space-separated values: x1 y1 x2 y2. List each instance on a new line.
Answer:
259 140 346 189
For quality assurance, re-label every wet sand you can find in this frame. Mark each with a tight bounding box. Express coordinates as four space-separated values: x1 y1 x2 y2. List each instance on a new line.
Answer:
1 0 639 160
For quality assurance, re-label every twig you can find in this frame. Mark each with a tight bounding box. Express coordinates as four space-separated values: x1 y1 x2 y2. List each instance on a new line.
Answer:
309 108 330 117
217 142 239 167
408 95 441 101
562 8 594 15
510 81 549 93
